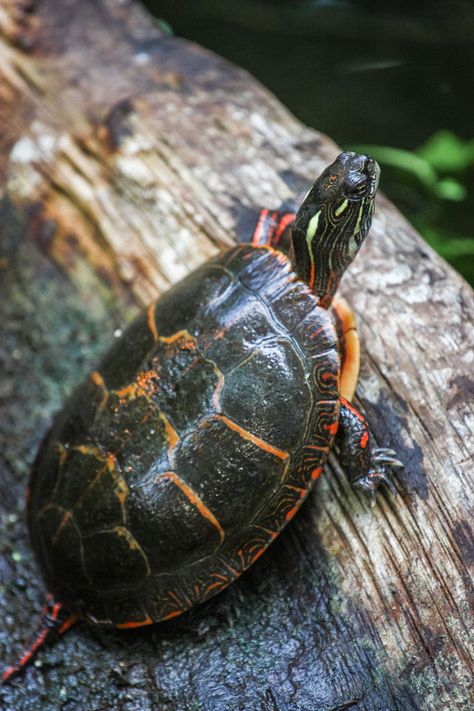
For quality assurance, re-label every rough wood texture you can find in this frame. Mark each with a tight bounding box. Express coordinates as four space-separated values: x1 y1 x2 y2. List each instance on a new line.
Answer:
0 1 473 709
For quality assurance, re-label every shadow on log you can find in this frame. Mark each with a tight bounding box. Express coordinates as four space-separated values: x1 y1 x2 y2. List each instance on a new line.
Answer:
0 1 473 709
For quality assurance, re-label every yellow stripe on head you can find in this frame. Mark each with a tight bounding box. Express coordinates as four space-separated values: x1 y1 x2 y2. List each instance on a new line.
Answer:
335 199 349 216
305 210 320 286
306 210 320 240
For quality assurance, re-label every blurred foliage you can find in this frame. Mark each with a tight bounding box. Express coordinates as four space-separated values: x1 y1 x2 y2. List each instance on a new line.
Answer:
350 132 474 283
145 0 474 285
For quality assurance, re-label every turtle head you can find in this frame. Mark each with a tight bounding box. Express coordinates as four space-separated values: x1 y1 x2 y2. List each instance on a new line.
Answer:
291 152 380 307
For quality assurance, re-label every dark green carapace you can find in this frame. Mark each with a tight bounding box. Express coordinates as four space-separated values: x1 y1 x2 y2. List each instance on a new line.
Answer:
29 245 340 626
3 152 403 683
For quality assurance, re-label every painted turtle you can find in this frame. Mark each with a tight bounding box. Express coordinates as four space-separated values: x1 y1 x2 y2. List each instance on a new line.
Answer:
3 152 402 683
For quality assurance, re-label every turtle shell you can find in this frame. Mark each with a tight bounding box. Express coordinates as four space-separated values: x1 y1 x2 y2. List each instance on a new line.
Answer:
28 245 340 627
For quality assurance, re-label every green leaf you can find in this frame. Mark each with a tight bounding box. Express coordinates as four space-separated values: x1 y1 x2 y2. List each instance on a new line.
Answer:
417 130 474 172
434 178 467 201
421 228 474 258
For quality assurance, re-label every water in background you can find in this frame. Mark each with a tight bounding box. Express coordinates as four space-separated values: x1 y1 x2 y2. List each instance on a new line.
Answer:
145 0 474 284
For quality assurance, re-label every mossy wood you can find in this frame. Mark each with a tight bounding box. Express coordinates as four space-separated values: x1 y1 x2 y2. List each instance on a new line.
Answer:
0 1 473 709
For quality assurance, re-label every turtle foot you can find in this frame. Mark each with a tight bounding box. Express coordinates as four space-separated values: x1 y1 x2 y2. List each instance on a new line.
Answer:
353 448 404 505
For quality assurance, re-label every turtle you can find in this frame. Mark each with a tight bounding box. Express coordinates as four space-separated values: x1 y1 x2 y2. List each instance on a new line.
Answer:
2 151 403 684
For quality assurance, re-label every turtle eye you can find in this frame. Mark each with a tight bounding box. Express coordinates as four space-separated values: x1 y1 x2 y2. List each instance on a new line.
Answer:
345 175 369 199
347 179 367 198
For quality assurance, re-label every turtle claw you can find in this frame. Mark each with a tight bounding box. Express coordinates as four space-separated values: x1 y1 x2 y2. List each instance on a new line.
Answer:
338 400 404 503
353 448 403 500
374 447 398 457
374 456 404 469
373 448 404 468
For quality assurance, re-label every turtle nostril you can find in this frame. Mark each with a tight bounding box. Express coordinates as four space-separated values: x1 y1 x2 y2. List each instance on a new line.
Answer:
364 155 378 174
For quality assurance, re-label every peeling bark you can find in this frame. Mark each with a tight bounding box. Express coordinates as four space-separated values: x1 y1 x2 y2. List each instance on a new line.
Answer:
0 1 473 710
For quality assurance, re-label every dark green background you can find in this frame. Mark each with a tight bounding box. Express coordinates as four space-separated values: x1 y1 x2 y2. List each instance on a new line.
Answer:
144 0 474 284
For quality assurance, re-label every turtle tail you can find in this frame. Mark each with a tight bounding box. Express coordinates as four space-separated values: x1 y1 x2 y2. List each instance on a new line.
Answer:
1 594 78 685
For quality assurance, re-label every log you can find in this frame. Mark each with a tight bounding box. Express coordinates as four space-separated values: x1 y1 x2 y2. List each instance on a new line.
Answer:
0 1 473 709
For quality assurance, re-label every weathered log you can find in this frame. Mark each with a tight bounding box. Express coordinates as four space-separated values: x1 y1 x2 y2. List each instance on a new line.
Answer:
0 1 473 709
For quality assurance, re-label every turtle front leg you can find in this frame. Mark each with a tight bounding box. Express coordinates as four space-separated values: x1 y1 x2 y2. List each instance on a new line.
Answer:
249 206 296 251
337 398 403 501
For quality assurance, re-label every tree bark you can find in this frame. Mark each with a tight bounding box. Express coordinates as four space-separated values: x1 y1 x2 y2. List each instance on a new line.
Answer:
0 1 473 710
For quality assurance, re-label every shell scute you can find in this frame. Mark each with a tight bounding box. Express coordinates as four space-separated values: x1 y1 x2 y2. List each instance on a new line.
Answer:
173 415 288 534
37 504 88 596
82 527 150 591
221 340 311 452
123 472 223 574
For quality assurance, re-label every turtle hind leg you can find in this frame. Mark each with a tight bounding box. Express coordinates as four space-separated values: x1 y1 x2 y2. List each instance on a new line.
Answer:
336 397 404 503
1 595 78 685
